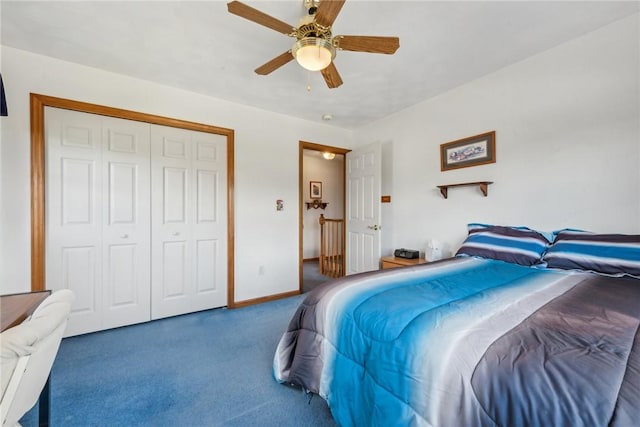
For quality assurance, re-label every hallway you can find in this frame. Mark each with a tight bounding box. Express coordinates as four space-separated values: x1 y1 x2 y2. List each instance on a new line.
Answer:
302 259 333 293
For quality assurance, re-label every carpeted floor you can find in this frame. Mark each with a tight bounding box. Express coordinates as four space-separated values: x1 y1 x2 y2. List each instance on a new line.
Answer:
20 294 337 427
302 259 333 294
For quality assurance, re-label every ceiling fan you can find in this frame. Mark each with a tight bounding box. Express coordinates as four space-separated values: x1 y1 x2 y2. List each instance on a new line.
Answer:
227 0 400 89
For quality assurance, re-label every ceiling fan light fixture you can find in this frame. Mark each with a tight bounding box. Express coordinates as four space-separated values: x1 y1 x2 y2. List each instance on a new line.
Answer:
292 37 336 71
322 152 336 160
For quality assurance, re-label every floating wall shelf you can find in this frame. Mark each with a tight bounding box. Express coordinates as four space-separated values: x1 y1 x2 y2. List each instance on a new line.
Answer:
436 181 493 199
306 200 328 210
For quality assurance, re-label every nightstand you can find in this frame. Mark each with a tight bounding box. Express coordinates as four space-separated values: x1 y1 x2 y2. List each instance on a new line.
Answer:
380 256 428 269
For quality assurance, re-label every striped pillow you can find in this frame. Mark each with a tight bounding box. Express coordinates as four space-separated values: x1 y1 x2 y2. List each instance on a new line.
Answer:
456 225 550 266
543 230 640 277
467 223 554 243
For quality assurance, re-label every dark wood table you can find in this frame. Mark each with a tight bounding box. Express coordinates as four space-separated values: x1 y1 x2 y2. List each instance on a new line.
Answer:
1 290 52 426
1 290 51 331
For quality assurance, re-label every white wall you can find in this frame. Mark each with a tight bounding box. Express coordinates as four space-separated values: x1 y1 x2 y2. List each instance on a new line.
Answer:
0 46 353 300
355 14 640 258
302 151 344 258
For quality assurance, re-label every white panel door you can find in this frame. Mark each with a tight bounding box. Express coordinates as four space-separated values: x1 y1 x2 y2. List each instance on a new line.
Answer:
191 132 227 310
46 108 151 336
346 142 382 274
150 125 227 320
100 117 151 330
46 108 103 335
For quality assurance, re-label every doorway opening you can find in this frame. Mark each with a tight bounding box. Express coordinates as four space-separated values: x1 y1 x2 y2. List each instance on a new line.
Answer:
299 141 350 293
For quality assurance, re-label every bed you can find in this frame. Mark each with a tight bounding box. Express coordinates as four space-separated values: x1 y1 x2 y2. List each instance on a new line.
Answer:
273 225 640 426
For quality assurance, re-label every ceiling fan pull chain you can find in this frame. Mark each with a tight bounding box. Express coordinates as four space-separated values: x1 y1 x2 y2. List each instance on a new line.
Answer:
307 71 312 92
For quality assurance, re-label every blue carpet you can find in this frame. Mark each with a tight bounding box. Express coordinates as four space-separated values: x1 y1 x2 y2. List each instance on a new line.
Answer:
21 294 336 426
303 259 332 294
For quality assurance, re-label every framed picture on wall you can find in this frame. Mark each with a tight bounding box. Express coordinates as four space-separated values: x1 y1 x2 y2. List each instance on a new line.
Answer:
310 181 322 199
440 131 496 171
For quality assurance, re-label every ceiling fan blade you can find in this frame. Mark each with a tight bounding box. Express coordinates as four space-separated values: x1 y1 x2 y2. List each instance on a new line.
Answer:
255 51 295 75
321 62 343 89
227 1 295 35
334 35 400 54
315 0 346 27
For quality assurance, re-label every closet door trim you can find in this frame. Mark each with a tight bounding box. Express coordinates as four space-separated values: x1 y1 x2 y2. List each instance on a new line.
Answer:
30 93 236 307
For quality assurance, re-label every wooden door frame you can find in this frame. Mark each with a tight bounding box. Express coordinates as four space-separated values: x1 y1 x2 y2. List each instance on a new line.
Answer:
29 93 238 307
299 141 350 291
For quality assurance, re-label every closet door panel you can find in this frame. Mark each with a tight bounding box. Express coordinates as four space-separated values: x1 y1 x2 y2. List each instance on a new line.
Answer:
46 108 103 336
108 163 136 223
151 126 194 319
163 167 188 223
151 126 227 319
191 134 227 309
161 240 189 298
61 245 98 315
101 117 151 329
61 159 96 224
159 166 190 301
46 109 151 336
195 239 217 293
196 170 217 223
107 243 140 310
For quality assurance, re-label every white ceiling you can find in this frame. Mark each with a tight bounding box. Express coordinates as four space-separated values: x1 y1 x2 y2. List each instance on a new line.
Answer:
2 1 638 129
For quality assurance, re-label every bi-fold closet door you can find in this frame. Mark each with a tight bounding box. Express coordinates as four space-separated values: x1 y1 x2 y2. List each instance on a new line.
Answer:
45 108 227 336
150 124 228 320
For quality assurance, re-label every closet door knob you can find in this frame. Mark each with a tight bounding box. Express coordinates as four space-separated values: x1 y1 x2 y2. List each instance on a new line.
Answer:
173 232 180 236
121 234 129 239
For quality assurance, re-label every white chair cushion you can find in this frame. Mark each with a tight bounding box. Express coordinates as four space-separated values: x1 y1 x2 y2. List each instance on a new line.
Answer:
1 290 74 426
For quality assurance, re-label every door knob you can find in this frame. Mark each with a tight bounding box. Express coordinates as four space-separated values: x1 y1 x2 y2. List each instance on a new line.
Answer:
173 232 180 236
367 225 381 231
121 234 129 239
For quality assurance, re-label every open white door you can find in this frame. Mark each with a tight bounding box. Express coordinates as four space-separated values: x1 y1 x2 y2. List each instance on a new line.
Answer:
346 142 382 274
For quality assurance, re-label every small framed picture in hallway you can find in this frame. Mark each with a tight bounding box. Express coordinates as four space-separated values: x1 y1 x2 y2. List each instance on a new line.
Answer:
310 181 322 199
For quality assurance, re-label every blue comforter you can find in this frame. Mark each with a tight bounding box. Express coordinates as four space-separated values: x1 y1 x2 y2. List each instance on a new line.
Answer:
273 257 640 426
